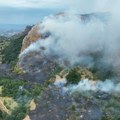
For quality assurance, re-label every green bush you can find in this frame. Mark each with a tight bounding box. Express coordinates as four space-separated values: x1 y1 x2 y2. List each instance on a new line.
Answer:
0 77 25 98
0 110 4 119
66 68 81 84
90 63 114 80
2 105 28 120
0 77 44 120
31 85 43 97
2 35 25 66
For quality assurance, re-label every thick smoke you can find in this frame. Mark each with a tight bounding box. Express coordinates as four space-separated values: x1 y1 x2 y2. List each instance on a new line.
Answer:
21 13 107 66
40 13 107 65
20 1 120 74
19 0 120 93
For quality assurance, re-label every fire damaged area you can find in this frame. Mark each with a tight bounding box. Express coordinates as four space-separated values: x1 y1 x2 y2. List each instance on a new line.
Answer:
1 5 120 120
29 69 120 120
15 12 120 120
29 85 103 120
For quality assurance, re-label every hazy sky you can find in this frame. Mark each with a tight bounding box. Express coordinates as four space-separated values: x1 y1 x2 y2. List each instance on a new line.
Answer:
0 0 67 25
0 0 117 25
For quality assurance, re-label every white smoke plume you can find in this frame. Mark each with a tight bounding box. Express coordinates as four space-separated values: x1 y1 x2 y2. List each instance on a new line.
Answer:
19 40 42 57
40 14 106 64
19 0 120 93
54 78 120 94
20 0 120 67
54 78 67 87
20 1 120 77
67 79 120 94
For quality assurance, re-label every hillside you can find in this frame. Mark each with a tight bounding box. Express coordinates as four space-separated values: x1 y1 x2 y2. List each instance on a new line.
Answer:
0 13 120 120
0 36 10 63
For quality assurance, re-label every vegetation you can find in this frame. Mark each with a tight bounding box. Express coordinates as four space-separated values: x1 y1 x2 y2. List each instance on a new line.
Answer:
66 68 81 84
2 35 25 66
91 66 114 80
0 29 119 120
0 77 43 120
0 105 28 120
31 85 43 97
0 77 43 99
0 77 25 98
50 65 63 78
100 97 120 120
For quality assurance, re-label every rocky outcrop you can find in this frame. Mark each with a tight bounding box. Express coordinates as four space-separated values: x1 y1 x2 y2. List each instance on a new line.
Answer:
21 24 41 52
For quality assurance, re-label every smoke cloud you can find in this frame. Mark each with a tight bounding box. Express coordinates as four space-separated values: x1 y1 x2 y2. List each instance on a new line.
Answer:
54 77 120 94
20 0 120 81
67 79 120 94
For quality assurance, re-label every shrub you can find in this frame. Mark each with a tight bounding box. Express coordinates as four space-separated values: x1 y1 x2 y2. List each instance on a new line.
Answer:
0 77 43 120
2 105 28 120
31 85 43 97
0 77 25 98
66 68 81 84
2 35 25 66
90 63 114 80
50 65 63 78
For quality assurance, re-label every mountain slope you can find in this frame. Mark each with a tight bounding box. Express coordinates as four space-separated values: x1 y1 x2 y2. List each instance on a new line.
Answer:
0 12 120 120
